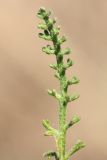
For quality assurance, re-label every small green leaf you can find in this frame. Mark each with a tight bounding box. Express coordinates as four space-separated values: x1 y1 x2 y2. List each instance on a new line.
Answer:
67 94 80 102
38 33 52 40
42 120 51 130
47 19 55 29
37 7 46 19
68 76 80 85
44 130 54 136
70 94 80 101
66 58 74 68
59 36 66 44
39 7 46 13
53 27 60 35
54 72 60 80
62 48 71 55
42 45 55 54
47 89 56 96
37 7 51 20
42 119 58 137
49 64 57 70
37 23 47 30
71 115 81 124
71 76 80 84
43 151 58 160
66 115 81 129
47 89 61 99
65 140 85 159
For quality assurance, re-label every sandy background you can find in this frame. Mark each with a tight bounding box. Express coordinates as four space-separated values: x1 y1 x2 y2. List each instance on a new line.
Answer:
0 0 107 160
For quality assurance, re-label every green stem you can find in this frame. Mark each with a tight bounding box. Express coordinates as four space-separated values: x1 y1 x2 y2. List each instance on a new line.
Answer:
59 101 67 160
44 16 67 160
37 7 85 160
56 54 67 160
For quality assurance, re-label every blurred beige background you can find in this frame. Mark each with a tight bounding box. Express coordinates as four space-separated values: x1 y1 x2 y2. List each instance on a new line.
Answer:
0 0 107 160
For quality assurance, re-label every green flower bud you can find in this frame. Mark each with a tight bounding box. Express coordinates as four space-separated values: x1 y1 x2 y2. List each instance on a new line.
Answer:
42 45 55 55
49 64 57 70
47 89 61 99
59 36 66 44
37 7 46 19
38 33 52 40
37 23 47 30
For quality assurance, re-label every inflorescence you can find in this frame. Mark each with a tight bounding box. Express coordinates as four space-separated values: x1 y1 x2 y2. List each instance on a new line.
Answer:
37 7 85 160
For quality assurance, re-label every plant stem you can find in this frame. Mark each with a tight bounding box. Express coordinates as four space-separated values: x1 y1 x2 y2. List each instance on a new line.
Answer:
37 7 85 160
57 57 67 160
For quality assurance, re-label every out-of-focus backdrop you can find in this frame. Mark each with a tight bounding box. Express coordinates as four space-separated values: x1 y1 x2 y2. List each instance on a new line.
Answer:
0 0 107 160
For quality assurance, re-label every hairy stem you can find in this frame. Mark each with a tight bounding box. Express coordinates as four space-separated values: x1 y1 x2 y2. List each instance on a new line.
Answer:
37 7 85 160
57 57 67 160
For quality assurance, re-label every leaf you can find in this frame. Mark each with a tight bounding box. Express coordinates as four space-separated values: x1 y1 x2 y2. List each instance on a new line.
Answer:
42 119 58 137
71 115 81 124
66 115 80 129
37 7 46 19
66 58 74 68
37 23 47 30
68 76 80 85
65 140 86 159
68 94 80 102
42 45 55 55
43 151 59 160
59 36 66 44
49 64 58 70
42 120 51 130
44 130 54 136
62 48 71 55
53 27 60 35
38 33 52 40
47 89 61 99
54 72 60 80
37 7 51 19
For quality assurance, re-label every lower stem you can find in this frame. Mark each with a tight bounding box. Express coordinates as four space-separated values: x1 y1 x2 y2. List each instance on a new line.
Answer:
59 102 67 160
58 76 67 160
55 44 67 160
